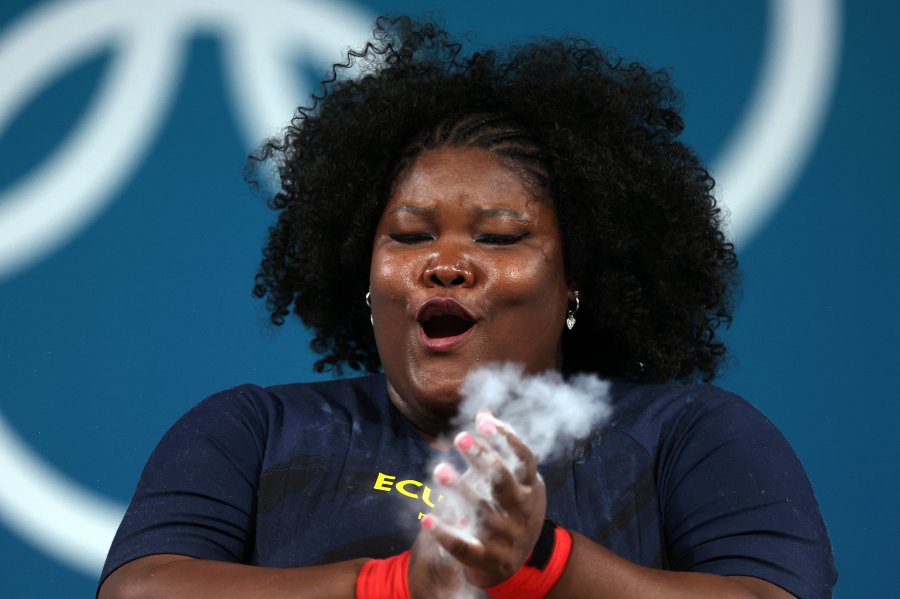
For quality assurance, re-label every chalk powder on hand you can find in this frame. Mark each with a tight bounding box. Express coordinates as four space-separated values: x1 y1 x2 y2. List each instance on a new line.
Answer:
426 363 613 592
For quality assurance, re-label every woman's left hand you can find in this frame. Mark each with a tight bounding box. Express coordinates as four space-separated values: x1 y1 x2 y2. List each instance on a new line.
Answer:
408 522 470 599
422 412 547 589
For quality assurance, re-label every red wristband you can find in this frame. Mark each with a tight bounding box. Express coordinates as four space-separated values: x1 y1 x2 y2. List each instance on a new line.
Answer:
486 522 573 599
356 550 412 599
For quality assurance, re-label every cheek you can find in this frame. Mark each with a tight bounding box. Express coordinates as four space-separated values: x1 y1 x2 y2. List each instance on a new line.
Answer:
369 249 426 331
491 245 567 304
370 249 414 295
369 251 415 359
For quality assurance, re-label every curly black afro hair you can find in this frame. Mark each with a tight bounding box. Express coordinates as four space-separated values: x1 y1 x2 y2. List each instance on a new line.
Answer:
251 16 739 383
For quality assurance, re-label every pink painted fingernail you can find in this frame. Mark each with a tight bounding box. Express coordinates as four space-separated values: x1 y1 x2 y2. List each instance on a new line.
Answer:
434 463 455 485
455 431 474 452
422 515 435 530
477 417 497 436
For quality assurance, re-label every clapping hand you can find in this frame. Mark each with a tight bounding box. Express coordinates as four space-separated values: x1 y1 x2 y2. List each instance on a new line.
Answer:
409 410 547 597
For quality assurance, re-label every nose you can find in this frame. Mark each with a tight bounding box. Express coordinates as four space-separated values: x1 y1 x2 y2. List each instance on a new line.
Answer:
424 256 475 288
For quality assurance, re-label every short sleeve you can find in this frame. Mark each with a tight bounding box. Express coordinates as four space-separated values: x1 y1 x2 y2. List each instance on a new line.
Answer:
99 385 270 586
658 395 837 598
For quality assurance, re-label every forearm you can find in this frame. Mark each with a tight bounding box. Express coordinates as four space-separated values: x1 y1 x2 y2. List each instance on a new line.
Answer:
547 532 794 599
98 554 368 599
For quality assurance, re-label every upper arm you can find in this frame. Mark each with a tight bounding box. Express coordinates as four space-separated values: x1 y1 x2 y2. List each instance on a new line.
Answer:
99 387 270 588
658 396 836 598
99 555 195 599
729 575 797 599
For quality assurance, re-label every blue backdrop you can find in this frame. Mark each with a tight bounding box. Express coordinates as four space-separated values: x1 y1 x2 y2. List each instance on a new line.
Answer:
1 1 896 596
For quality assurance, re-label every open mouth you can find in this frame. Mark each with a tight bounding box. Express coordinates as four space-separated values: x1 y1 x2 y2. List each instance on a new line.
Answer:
416 298 476 340
421 314 476 338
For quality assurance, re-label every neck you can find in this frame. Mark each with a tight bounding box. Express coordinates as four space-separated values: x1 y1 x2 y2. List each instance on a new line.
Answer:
385 380 458 449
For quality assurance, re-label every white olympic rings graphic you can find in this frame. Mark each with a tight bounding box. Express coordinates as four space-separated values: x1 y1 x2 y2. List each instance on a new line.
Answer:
0 0 840 577
0 0 374 575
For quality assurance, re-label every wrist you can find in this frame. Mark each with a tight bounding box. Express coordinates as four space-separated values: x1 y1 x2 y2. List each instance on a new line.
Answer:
486 521 573 599
356 551 411 599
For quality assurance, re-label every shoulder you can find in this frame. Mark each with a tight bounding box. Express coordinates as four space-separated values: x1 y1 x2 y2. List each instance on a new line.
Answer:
605 381 804 495
155 374 389 463
608 382 837 596
183 374 389 430
266 373 390 416
605 380 765 455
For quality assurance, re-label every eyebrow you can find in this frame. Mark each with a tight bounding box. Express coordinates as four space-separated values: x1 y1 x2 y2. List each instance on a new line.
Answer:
389 205 529 221
391 205 436 216
474 207 529 222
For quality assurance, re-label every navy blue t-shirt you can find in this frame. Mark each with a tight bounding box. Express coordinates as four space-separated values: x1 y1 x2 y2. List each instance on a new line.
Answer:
100 374 836 597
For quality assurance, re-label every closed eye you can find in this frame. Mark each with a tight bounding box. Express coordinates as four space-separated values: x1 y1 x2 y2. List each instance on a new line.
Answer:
476 233 528 245
389 232 433 244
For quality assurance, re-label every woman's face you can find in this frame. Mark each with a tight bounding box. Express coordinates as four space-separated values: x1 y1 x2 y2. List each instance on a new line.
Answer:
370 146 572 434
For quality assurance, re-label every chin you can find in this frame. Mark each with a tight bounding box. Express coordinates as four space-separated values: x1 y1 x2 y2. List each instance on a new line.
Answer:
414 371 467 406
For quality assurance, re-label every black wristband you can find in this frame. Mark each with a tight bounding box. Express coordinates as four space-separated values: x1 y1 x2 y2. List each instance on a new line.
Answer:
525 520 558 570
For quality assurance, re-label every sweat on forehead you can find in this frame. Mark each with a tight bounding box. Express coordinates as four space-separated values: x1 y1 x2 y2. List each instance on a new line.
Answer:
393 112 553 192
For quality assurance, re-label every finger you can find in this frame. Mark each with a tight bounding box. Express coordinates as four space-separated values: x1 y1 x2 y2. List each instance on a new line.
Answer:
421 513 486 565
454 432 519 506
465 412 536 494
455 436 529 520
434 462 491 513
474 411 520 473
422 515 521 588
454 431 496 477
479 411 539 486
433 462 460 487
434 462 512 539
408 527 466 595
